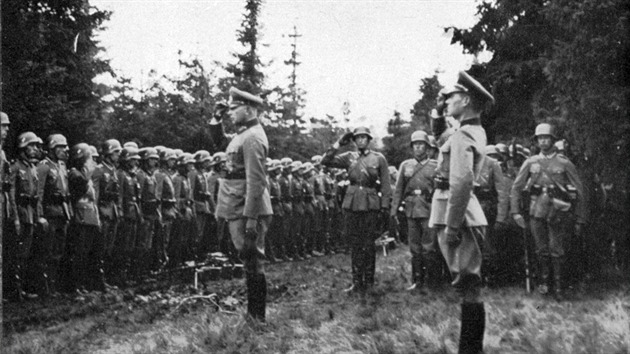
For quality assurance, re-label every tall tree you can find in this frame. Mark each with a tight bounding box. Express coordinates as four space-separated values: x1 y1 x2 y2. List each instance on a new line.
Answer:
220 0 266 96
1 0 112 155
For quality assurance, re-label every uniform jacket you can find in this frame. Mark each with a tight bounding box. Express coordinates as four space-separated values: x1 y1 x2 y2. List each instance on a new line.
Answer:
310 172 328 211
11 158 41 224
391 157 437 219
268 174 283 216
137 168 160 219
93 161 121 221
290 174 305 216
321 148 391 212
173 171 193 221
156 168 177 220
302 175 315 215
190 169 212 214
429 122 487 228
117 168 141 220
278 174 293 215
510 152 586 222
68 166 100 226
209 119 272 220
37 157 70 220
475 156 509 223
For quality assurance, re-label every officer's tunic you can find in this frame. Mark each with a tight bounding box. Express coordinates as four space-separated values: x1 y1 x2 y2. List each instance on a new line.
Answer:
430 119 487 292
509 152 586 258
211 119 272 263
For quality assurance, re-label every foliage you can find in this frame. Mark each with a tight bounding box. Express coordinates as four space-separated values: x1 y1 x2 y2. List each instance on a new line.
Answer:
382 74 441 168
448 0 630 174
219 0 265 96
1 0 112 157
99 55 219 153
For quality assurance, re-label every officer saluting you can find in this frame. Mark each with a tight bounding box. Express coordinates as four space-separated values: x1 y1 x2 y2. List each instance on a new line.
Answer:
209 86 273 323
429 71 494 354
321 126 391 294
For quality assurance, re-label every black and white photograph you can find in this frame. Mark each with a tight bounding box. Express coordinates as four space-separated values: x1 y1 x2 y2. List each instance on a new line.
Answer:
1 0 628 353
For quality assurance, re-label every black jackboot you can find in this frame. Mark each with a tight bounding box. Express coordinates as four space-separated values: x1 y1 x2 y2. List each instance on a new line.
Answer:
459 302 485 354
551 257 564 301
246 273 267 322
538 256 551 295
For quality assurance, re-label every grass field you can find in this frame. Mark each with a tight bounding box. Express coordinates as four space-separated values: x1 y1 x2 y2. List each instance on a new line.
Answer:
3 245 629 354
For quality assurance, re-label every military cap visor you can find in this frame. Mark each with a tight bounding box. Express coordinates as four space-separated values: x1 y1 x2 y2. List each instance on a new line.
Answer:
229 87 263 106
442 71 495 104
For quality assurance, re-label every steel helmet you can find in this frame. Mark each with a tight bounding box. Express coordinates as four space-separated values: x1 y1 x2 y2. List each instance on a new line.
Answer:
280 157 293 167
142 147 159 160
534 123 556 139
1 112 10 125
89 145 99 158
352 126 373 140
102 139 122 155
268 160 282 172
194 150 211 163
290 161 303 173
300 162 313 174
123 141 139 149
212 151 227 164
154 145 166 155
120 146 140 161
311 155 322 165
47 134 68 149
181 152 195 165
71 143 91 161
173 149 184 158
18 132 41 148
495 143 508 155
410 130 430 146
161 148 177 161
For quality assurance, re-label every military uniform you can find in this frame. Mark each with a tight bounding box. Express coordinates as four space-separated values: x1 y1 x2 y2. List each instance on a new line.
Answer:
290 163 308 258
93 159 121 283
474 151 509 285
266 161 284 261
155 163 177 268
7 154 41 299
278 164 296 260
391 153 438 289
136 152 161 276
171 154 195 266
68 144 103 291
322 127 391 291
510 149 586 296
37 155 71 294
430 71 494 353
116 148 142 282
208 87 273 322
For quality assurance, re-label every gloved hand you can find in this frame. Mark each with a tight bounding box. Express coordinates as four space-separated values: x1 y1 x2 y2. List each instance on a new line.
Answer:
512 214 527 229
241 218 260 260
445 227 461 246
213 101 228 121
338 132 354 147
